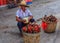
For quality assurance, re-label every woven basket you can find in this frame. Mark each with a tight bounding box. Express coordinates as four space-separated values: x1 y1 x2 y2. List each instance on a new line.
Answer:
23 32 40 43
44 22 57 33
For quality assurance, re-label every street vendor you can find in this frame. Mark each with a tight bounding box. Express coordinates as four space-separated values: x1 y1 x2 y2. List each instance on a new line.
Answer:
16 0 35 35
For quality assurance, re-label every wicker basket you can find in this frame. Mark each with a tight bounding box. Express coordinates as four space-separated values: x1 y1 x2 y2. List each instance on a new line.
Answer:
44 22 57 33
23 32 40 43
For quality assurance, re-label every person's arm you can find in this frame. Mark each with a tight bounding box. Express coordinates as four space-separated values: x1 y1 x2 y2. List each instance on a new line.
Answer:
16 10 26 22
28 10 33 21
16 16 26 22
16 16 22 22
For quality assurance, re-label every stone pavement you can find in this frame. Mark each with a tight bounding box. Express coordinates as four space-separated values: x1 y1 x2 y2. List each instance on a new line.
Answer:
0 5 7 11
0 0 60 43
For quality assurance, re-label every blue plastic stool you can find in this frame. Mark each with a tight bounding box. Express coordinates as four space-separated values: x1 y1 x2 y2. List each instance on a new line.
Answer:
26 2 32 5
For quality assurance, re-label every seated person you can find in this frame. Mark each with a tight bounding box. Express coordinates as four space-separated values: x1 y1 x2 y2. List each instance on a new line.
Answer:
16 0 35 35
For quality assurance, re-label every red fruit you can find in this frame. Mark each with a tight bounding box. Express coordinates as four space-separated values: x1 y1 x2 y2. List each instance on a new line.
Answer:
38 24 40 28
28 26 32 33
34 25 39 29
34 25 40 33
22 26 27 32
34 26 38 30
35 28 38 31
28 27 31 31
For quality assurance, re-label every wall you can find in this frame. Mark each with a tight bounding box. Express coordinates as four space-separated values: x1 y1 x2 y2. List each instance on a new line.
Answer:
0 0 7 6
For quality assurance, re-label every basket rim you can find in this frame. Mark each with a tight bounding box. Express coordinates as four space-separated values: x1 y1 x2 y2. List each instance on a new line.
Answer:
22 32 40 36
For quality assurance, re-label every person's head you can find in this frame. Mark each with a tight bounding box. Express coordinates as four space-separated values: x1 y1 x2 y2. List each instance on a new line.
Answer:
20 5 26 11
19 0 29 11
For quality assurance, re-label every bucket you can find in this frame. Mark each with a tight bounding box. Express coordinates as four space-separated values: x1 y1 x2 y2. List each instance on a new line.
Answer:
23 32 40 43
44 22 57 33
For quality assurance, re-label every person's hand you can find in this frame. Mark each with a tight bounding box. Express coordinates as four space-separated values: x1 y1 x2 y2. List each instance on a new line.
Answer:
28 16 33 22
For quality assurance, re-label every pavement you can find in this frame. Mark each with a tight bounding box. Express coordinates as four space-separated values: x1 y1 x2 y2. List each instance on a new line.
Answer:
0 0 60 43
0 5 7 11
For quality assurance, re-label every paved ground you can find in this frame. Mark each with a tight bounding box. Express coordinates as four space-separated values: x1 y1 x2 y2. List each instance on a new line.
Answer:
0 0 60 43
